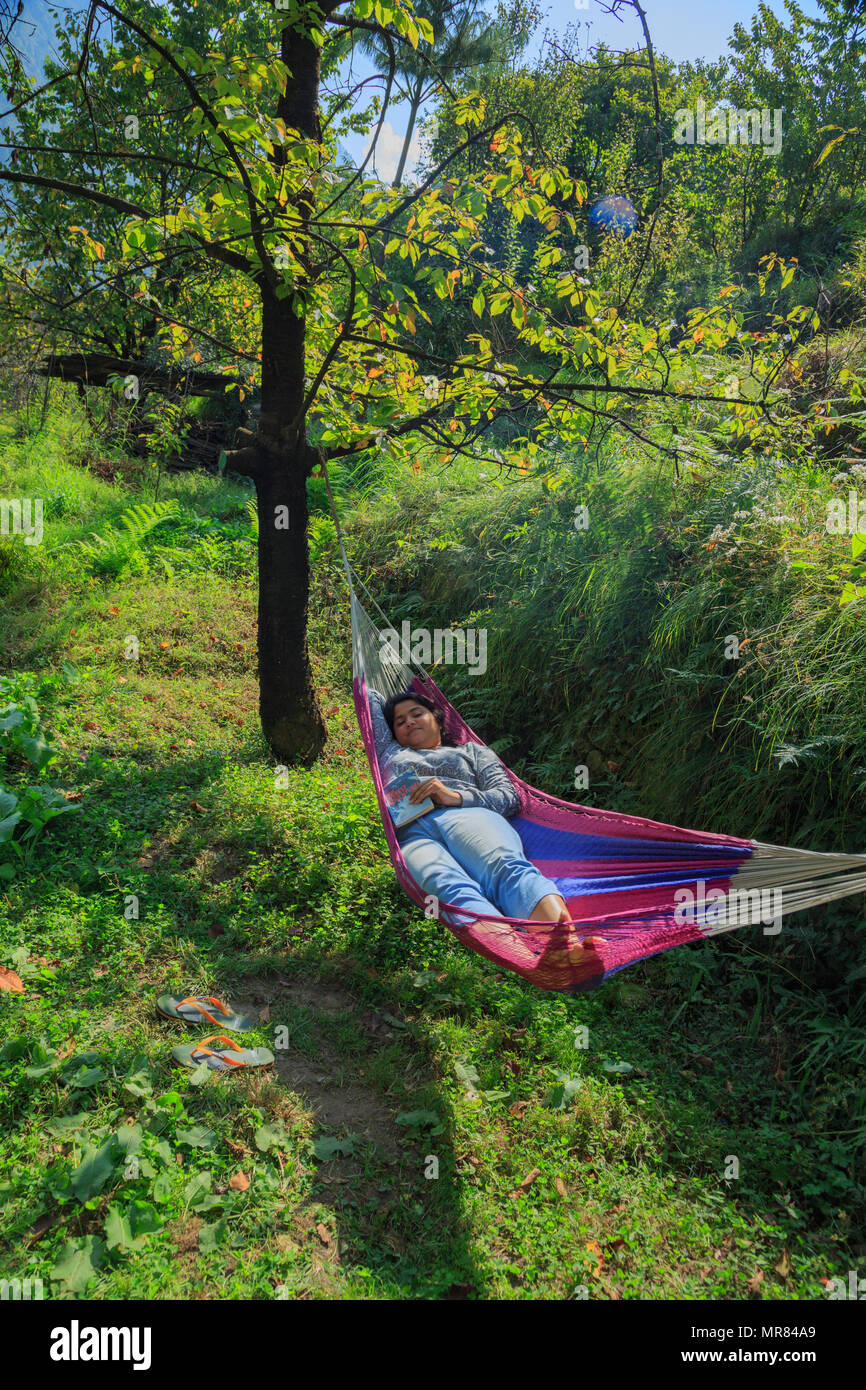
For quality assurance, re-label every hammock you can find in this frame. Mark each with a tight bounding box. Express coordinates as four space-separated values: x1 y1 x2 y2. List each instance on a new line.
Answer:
322 467 866 994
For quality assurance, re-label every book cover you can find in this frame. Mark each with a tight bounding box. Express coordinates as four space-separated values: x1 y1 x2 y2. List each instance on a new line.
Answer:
385 771 435 828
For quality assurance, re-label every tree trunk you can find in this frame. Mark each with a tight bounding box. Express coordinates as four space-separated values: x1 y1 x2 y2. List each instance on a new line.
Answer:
227 15 330 763
253 16 327 766
255 449 325 763
392 74 425 189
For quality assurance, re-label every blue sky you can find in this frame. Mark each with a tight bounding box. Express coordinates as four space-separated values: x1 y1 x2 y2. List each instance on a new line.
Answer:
12 0 826 180
341 0 826 180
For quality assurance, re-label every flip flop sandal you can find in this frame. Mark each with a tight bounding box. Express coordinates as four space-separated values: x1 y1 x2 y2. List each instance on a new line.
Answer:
171 1033 275 1072
156 993 257 1032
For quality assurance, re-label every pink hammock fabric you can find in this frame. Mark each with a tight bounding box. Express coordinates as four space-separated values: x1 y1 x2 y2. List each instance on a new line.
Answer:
354 670 755 994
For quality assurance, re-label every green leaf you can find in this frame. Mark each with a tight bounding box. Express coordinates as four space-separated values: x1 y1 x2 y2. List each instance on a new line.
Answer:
115 1123 143 1155
396 1110 441 1127
176 1125 218 1150
71 1137 119 1203
183 1170 212 1209
51 1235 104 1293
543 1074 582 1110
105 1200 162 1252
122 1057 154 1098
312 1135 356 1160
254 1123 281 1152
44 1112 88 1137
69 1066 107 1090
198 1218 228 1253
455 1059 480 1093
602 1061 635 1076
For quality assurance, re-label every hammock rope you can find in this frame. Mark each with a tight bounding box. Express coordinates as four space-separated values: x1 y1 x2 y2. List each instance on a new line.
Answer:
317 452 866 994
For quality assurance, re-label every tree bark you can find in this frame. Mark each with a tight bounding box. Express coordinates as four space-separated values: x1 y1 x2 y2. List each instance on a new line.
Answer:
254 448 324 762
248 15 329 764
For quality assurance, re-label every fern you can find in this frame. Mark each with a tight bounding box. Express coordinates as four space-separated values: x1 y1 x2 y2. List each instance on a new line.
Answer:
74 501 182 577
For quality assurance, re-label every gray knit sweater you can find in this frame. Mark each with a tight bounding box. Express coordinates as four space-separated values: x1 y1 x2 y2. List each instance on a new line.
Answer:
369 689 520 820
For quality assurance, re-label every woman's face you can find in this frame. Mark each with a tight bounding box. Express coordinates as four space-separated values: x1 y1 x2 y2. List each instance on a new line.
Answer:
391 700 442 750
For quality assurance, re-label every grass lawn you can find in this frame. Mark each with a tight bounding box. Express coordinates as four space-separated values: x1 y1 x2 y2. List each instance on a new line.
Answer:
0 424 860 1300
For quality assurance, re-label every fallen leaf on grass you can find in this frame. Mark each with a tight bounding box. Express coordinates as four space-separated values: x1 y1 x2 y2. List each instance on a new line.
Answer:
747 1268 764 1298
586 1239 604 1277
316 1223 331 1246
509 1166 541 1198
774 1248 792 1278
229 1172 250 1192
555 1177 568 1200
28 1211 59 1243
0 966 25 993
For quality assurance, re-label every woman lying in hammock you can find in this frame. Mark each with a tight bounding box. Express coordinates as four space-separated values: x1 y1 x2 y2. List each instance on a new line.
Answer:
370 688 606 945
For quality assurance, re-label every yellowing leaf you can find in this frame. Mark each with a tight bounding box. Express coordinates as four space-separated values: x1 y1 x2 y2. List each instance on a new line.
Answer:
0 966 24 994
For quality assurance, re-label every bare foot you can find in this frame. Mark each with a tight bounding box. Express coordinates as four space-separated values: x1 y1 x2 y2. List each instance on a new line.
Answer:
529 894 570 925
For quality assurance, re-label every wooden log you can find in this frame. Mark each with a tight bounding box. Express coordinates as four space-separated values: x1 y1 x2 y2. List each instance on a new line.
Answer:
36 352 240 399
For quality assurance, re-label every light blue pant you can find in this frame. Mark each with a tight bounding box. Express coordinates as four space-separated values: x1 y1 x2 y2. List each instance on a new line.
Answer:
399 806 561 923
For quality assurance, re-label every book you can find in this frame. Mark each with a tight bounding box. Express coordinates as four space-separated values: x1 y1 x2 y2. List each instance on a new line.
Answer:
385 771 435 828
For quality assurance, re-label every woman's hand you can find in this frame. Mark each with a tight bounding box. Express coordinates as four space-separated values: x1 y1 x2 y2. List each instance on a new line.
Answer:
409 777 462 807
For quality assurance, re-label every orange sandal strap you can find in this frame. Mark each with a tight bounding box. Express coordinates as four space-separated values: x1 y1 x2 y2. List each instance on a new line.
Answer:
176 995 230 1026
190 1033 248 1067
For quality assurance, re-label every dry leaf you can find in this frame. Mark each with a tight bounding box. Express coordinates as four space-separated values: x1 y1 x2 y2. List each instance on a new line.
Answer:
774 1248 791 1278
509 1166 541 1198
0 966 25 993
555 1177 568 1199
586 1239 604 1277
316 1223 331 1245
508 1101 528 1119
229 1172 250 1192
747 1268 764 1297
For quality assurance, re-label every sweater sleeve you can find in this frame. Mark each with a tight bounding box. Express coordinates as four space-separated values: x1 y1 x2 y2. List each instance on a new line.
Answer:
457 744 521 818
367 688 400 766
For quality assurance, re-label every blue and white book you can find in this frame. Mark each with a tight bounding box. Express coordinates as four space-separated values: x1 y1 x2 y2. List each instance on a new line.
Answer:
385 771 434 828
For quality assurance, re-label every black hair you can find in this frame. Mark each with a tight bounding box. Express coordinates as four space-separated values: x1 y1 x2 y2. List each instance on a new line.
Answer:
383 690 454 746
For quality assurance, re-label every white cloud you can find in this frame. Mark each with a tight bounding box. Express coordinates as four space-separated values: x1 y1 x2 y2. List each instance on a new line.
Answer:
361 119 423 185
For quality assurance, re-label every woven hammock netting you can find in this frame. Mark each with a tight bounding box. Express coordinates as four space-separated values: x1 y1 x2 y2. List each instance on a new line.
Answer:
347 568 866 995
